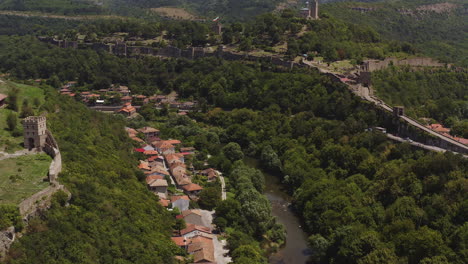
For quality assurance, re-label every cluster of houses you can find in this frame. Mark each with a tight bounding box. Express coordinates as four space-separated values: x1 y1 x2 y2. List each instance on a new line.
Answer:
127 125 220 200
59 83 198 118
172 210 217 263
425 123 468 145
126 125 222 263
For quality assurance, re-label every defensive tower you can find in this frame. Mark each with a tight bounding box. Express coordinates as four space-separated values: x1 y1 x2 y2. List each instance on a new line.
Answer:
23 116 47 151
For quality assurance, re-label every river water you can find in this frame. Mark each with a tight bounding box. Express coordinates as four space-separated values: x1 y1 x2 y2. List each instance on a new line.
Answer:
244 157 312 264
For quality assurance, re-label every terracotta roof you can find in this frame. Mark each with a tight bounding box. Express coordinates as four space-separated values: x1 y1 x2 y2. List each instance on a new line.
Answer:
426 124 451 133
182 183 203 192
153 141 175 150
182 209 201 217
145 175 164 184
121 95 132 100
118 104 136 113
180 224 212 236
171 237 187 247
165 139 181 145
138 161 151 171
149 179 168 187
144 150 159 155
131 136 144 143
148 166 170 176
171 195 190 203
125 127 138 135
134 148 145 152
192 247 215 263
138 127 159 134
165 153 184 162
159 199 170 207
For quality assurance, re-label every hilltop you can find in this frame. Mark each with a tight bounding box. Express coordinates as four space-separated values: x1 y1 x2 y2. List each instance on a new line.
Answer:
322 0 468 66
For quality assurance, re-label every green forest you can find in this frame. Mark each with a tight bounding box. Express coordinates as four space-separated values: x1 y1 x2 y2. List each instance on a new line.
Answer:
371 66 468 131
323 0 468 66
0 2 467 263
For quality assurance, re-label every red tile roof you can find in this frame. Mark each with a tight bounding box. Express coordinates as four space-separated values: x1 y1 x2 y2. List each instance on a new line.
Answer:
134 148 145 153
171 237 187 247
159 199 170 207
180 224 212 236
171 195 190 203
144 150 159 155
145 175 164 184
182 183 203 192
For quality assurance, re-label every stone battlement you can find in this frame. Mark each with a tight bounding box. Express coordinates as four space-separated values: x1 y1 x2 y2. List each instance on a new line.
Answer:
22 116 46 124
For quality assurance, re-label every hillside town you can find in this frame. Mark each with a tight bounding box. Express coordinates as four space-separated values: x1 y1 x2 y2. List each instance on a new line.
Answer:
126 125 230 264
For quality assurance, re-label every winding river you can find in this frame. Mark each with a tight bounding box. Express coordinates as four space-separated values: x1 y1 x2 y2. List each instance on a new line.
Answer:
244 157 312 264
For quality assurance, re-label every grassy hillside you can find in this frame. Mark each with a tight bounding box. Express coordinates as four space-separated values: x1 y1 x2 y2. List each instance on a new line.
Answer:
0 80 45 153
0 154 51 205
322 0 468 66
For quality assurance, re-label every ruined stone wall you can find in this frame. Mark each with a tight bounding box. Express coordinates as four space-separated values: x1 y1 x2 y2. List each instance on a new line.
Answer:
362 57 447 72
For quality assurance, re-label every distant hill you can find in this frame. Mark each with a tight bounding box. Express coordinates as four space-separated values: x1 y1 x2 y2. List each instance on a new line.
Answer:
322 0 468 66
0 0 286 20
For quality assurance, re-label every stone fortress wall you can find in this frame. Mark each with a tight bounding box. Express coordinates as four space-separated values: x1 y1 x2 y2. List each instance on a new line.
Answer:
0 117 68 260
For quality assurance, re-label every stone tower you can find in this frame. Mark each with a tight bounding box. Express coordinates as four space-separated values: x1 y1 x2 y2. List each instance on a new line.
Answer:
23 116 47 151
311 0 319 20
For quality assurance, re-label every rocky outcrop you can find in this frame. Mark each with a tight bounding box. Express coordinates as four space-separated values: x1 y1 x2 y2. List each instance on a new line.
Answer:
0 227 15 259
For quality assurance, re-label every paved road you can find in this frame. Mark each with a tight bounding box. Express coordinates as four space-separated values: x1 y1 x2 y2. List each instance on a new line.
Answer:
219 174 227 201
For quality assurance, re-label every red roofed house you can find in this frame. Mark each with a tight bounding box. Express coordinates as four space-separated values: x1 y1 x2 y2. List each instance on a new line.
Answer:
145 175 164 184
165 139 182 145
182 183 203 196
137 126 160 141
159 199 170 207
121 95 132 104
144 150 159 156
165 153 184 164
148 179 168 195
187 236 215 264
117 103 136 117
180 224 212 239
426 124 451 134
138 161 151 171
180 210 204 227
200 168 219 182
0 93 7 107
171 237 188 249
153 141 175 155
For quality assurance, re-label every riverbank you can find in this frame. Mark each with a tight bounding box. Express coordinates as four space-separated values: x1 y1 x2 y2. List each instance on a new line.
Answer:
244 157 312 264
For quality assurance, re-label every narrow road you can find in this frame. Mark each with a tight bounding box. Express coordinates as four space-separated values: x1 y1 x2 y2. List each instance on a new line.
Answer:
218 172 227 200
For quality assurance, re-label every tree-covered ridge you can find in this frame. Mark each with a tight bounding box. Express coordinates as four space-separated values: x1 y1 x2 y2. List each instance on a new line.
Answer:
371 66 468 127
0 0 105 15
6 87 180 263
0 0 285 20
197 106 468 264
322 0 468 66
